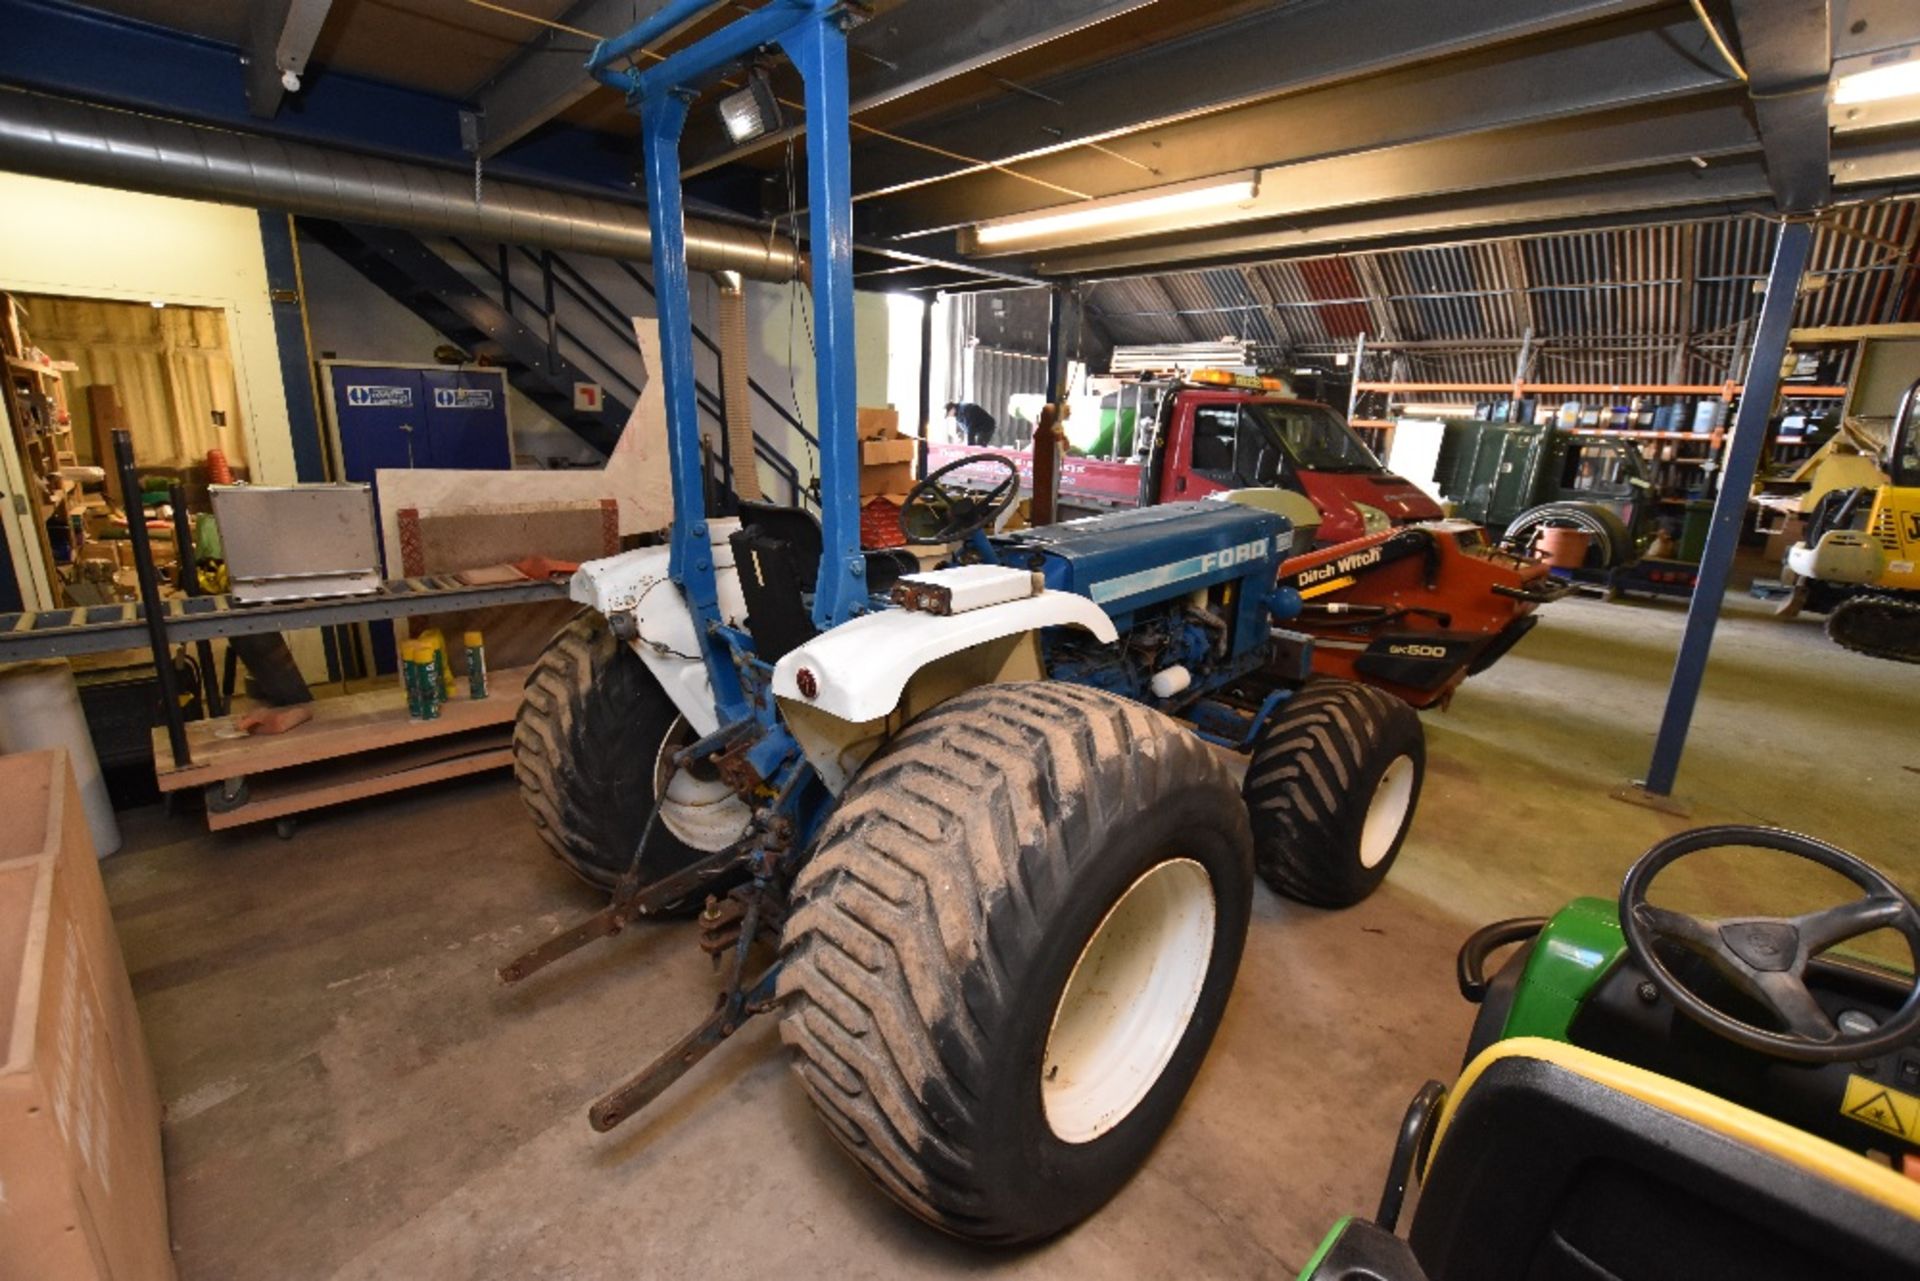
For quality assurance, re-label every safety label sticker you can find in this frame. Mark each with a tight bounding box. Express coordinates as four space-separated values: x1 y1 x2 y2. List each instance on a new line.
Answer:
434 388 495 409
346 384 412 408
1841 1075 1920 1139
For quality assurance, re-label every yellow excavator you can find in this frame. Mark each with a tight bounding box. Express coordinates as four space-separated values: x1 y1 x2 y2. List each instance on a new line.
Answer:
1781 375 1920 661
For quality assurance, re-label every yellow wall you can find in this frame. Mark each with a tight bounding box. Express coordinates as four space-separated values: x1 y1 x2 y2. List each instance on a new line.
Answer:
0 173 294 486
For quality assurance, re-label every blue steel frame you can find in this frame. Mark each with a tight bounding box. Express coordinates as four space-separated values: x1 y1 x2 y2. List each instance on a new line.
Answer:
1640 218 1813 796
589 0 864 726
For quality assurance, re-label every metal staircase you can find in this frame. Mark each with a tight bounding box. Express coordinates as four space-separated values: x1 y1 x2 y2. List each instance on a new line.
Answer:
304 221 813 506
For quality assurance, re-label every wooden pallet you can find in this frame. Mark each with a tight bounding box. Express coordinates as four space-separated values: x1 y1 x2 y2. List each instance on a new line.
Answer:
152 666 531 831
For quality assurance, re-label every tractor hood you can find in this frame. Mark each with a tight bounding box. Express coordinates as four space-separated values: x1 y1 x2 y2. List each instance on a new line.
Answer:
998 501 1290 615
1296 471 1444 543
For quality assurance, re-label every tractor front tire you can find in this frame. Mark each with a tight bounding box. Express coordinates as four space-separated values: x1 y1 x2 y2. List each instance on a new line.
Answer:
778 682 1253 1243
1243 678 1424 908
513 612 747 902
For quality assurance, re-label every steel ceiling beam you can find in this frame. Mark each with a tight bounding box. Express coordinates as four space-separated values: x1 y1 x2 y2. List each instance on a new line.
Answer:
1727 0 1833 212
0 0 640 195
851 239 1046 288
1025 127 1920 281
1031 161 1782 278
869 9 1739 237
471 0 697 158
244 0 335 118
682 0 1161 177
843 0 1664 200
970 95 1761 259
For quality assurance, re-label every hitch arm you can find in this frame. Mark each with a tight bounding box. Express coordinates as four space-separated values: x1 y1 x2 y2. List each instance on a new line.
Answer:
588 963 782 1131
588 888 780 1132
497 839 753 984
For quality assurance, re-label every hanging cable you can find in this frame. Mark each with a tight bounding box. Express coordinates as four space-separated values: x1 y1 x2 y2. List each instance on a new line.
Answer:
461 0 607 42
1687 0 1749 82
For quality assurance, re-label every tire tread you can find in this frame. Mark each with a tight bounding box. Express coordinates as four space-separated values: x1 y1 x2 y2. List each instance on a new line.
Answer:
777 681 1246 1240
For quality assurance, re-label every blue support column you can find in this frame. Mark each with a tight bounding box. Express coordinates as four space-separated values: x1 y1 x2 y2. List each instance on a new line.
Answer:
258 213 326 483
780 12 864 631
1639 218 1813 796
639 85 748 723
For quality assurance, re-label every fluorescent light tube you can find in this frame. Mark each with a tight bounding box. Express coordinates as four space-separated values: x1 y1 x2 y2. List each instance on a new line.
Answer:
974 176 1257 247
1833 53 1920 106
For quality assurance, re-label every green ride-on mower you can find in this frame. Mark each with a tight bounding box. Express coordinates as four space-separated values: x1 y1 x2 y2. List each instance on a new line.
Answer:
1302 825 1920 1279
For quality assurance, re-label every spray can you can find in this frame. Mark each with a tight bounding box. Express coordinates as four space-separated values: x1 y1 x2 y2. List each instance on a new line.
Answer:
400 642 420 719
418 627 454 699
465 630 488 699
415 640 443 720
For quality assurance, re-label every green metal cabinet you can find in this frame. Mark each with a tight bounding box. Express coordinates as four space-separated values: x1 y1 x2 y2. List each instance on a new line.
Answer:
1434 420 1653 538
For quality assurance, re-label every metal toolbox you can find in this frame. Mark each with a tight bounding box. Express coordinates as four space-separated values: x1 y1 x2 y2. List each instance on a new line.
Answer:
209 484 382 603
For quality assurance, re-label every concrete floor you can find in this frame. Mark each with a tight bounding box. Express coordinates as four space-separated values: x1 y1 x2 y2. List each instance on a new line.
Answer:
104 577 1920 1279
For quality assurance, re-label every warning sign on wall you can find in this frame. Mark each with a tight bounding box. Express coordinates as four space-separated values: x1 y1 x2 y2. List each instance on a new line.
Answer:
433 387 495 410
573 382 603 412
346 384 412 408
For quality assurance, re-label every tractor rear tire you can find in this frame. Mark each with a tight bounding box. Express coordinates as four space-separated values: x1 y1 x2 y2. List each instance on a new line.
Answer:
1243 678 1424 908
778 682 1253 1244
513 612 748 904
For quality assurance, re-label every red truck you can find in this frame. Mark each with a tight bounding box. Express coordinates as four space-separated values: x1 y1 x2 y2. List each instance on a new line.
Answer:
920 371 1564 709
929 370 1443 544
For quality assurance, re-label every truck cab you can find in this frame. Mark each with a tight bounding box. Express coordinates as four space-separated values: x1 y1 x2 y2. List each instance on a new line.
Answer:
1144 374 1442 542
929 370 1442 546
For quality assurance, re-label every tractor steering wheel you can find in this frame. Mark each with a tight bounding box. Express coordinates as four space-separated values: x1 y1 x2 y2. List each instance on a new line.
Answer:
1620 825 1920 1063
900 454 1021 545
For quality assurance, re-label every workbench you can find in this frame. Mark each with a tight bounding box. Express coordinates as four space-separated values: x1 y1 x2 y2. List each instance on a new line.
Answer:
151 665 532 834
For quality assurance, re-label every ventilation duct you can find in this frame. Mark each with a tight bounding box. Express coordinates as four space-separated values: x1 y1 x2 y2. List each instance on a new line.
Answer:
0 89 801 283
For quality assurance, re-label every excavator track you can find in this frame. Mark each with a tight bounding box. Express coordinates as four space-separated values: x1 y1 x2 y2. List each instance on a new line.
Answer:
1826 593 1920 664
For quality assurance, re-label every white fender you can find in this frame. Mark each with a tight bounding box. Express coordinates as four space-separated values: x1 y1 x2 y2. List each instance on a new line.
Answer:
771 591 1118 724
568 520 745 736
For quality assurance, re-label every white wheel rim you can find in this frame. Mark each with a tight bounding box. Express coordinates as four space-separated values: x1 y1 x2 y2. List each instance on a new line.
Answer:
1359 755 1416 870
1042 857 1216 1144
652 718 752 852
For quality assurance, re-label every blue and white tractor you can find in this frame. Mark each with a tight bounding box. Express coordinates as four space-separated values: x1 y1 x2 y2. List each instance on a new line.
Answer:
503 0 1427 1244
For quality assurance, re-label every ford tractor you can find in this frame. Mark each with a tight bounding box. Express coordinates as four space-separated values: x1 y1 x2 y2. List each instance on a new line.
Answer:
500 0 1426 1245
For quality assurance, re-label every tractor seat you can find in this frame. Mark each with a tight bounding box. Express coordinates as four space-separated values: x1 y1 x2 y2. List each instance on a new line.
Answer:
1305 1037 1920 1280
730 501 917 662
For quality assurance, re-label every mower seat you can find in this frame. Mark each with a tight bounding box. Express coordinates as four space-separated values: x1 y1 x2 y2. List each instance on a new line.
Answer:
730 501 917 662
1302 1037 1920 1280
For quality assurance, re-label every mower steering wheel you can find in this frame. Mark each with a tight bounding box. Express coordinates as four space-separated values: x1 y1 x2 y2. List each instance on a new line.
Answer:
900 453 1020 545
1620 825 1920 1063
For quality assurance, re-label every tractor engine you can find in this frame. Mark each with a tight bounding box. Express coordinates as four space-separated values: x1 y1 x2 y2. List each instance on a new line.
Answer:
991 501 1294 709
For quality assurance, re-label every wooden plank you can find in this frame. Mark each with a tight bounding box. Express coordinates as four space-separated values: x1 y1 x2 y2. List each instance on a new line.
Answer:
203 736 515 830
152 663 532 791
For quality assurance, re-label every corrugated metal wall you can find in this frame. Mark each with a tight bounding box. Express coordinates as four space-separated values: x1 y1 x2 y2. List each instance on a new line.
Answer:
1081 198 1920 401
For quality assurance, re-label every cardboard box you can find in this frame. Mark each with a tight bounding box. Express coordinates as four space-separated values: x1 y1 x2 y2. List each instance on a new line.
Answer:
1764 514 1806 564
856 407 900 441
859 461 915 497
1 750 173 1281
859 436 917 467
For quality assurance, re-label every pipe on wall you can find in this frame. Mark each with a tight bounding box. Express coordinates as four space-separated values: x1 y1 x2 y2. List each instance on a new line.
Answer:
0 88 802 283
